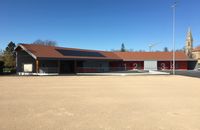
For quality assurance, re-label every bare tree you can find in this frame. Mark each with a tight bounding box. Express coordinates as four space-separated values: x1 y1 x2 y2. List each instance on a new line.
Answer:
127 49 134 52
138 50 146 52
176 46 185 52
32 39 57 46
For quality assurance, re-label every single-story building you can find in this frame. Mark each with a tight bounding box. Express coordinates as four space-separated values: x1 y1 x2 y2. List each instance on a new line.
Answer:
15 44 197 75
112 52 197 70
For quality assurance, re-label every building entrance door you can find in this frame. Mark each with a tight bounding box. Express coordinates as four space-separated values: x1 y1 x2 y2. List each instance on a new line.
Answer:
144 61 157 70
60 60 75 73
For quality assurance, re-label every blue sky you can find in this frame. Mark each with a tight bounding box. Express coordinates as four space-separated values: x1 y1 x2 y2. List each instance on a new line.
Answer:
0 0 200 51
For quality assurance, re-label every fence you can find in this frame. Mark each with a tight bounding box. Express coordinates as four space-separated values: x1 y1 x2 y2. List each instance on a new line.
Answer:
39 67 58 73
76 67 142 73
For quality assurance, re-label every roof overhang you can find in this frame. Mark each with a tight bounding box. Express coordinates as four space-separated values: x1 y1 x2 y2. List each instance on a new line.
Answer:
122 59 197 61
192 50 200 52
37 57 122 61
15 44 37 59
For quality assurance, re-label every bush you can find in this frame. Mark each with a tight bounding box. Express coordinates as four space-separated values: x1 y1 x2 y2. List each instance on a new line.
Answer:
0 61 4 74
0 68 3 74
3 67 16 74
11 68 16 73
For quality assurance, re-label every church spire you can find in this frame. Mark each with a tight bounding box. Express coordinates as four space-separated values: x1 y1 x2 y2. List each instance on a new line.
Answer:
185 27 193 58
187 27 193 41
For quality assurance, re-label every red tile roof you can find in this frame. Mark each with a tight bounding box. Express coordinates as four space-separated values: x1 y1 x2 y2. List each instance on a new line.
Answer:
17 44 121 60
193 46 200 52
114 52 190 61
16 44 192 61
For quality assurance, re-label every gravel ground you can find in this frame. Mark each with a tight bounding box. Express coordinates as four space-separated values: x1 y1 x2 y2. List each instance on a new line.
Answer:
0 75 200 130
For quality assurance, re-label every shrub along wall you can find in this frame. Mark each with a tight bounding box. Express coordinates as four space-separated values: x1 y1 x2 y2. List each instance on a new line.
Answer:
0 61 4 74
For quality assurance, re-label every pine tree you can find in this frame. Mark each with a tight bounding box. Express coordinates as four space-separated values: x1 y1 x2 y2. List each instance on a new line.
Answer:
121 43 126 52
163 47 169 52
3 41 16 67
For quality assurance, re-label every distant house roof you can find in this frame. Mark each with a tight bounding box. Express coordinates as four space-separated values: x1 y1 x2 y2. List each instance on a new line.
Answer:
114 52 191 61
16 44 193 61
193 46 200 52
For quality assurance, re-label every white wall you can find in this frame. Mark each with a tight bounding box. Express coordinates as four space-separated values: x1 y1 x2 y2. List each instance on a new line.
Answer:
144 61 157 70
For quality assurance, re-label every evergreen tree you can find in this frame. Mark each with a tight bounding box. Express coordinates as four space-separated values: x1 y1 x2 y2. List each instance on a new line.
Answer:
163 47 169 52
0 49 3 59
3 41 16 67
120 43 126 52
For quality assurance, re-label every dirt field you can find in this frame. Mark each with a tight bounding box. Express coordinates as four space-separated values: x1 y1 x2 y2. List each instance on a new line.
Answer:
0 75 200 130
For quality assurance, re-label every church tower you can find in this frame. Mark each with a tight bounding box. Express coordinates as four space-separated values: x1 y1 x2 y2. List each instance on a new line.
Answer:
185 27 193 58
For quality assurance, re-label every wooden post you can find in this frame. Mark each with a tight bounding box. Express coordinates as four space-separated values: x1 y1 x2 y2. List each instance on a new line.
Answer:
124 63 126 71
36 60 39 73
58 60 60 74
74 60 77 73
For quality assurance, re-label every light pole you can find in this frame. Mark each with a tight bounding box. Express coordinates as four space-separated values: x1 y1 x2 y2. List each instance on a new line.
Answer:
172 2 176 75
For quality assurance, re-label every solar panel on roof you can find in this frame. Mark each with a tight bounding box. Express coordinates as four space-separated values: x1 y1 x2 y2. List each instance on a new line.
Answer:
56 49 105 57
